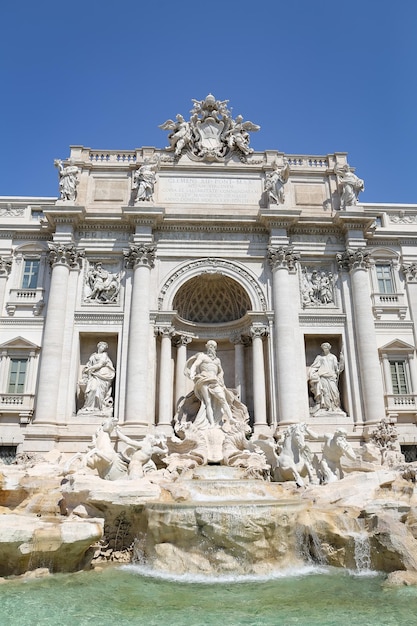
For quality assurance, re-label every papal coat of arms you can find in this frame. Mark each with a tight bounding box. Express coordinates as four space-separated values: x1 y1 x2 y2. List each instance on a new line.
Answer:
159 94 260 162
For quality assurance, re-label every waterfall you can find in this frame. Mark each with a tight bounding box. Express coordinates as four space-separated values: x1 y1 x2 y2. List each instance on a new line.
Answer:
295 525 327 566
353 532 371 572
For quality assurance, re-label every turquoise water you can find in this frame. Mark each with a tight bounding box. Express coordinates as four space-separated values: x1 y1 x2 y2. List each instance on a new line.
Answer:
1 565 416 626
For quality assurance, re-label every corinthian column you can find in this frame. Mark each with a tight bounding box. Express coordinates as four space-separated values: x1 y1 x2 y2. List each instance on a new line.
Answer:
231 333 248 403
268 246 309 424
34 244 84 423
250 326 268 431
124 243 155 424
337 248 385 423
156 326 175 426
174 334 191 408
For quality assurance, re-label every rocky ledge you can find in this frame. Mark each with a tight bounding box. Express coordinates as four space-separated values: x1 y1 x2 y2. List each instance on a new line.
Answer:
0 451 417 582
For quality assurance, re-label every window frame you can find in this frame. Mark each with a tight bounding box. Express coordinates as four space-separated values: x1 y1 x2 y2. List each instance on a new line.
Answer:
7 357 29 394
21 258 40 289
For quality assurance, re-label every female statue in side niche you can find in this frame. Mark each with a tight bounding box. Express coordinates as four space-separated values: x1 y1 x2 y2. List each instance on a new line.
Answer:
78 341 115 415
308 342 344 414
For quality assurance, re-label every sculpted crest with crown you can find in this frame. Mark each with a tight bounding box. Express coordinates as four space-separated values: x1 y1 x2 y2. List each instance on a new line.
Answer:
159 94 260 162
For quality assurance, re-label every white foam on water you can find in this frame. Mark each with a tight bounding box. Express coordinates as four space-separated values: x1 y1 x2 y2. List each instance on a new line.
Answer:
121 562 329 584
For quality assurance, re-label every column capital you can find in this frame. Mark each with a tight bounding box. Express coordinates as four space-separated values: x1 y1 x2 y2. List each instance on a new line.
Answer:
0 256 12 276
124 243 156 269
402 263 417 283
48 243 84 269
173 334 192 347
230 331 251 346
336 247 371 272
267 245 299 273
155 325 175 338
250 325 269 339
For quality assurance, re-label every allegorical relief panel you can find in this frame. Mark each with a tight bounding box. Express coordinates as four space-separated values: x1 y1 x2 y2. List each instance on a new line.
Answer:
300 266 336 308
83 259 122 305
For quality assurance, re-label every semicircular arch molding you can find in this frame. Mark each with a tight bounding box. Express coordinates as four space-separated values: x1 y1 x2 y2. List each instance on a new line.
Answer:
158 258 267 314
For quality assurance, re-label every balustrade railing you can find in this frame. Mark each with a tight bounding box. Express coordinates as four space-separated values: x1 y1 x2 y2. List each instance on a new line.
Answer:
385 394 417 411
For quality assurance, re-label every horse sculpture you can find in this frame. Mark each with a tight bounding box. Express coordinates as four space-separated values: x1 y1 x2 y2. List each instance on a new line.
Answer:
313 428 357 483
273 422 319 487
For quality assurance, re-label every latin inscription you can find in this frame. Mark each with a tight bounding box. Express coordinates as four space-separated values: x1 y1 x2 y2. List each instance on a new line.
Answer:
158 176 262 205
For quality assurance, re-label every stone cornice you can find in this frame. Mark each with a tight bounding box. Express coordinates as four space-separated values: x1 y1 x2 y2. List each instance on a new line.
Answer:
374 320 414 330
258 209 302 231
0 317 45 326
299 313 346 326
43 206 86 230
74 312 125 324
333 211 375 233
121 206 164 227
155 223 267 235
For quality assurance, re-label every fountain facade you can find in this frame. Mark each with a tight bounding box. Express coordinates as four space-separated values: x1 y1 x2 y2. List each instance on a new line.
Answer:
1 94 417 582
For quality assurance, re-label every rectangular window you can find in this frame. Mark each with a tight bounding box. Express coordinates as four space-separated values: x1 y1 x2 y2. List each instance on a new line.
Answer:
8 358 28 394
390 360 408 395
401 445 417 463
376 264 394 294
22 259 39 289
0 446 17 465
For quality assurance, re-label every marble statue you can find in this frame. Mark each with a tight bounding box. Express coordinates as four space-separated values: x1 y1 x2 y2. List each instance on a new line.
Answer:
273 423 319 487
264 161 289 204
54 159 79 202
159 114 192 157
314 428 356 483
308 343 344 414
78 342 115 416
184 340 236 429
133 158 159 202
64 416 128 480
115 428 168 479
166 340 269 478
159 94 260 161
369 418 405 467
225 114 259 157
301 268 335 307
85 262 120 303
335 163 364 209
66 419 169 481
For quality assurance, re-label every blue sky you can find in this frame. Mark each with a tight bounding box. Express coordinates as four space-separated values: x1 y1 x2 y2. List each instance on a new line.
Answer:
1 0 416 204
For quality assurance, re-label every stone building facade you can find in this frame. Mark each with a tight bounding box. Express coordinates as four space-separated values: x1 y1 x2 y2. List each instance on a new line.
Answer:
1 95 417 460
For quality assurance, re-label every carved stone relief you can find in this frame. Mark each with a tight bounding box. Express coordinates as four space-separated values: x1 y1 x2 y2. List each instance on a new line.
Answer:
301 267 335 307
84 260 121 304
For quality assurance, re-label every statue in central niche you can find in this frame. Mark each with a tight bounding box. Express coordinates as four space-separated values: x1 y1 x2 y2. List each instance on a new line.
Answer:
169 340 268 477
184 340 236 429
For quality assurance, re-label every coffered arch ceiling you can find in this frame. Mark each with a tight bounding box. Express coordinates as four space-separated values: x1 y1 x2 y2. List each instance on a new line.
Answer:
173 274 251 324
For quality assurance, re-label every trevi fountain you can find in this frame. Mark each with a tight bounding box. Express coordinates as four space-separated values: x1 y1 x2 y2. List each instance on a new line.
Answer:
2 94 417 624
